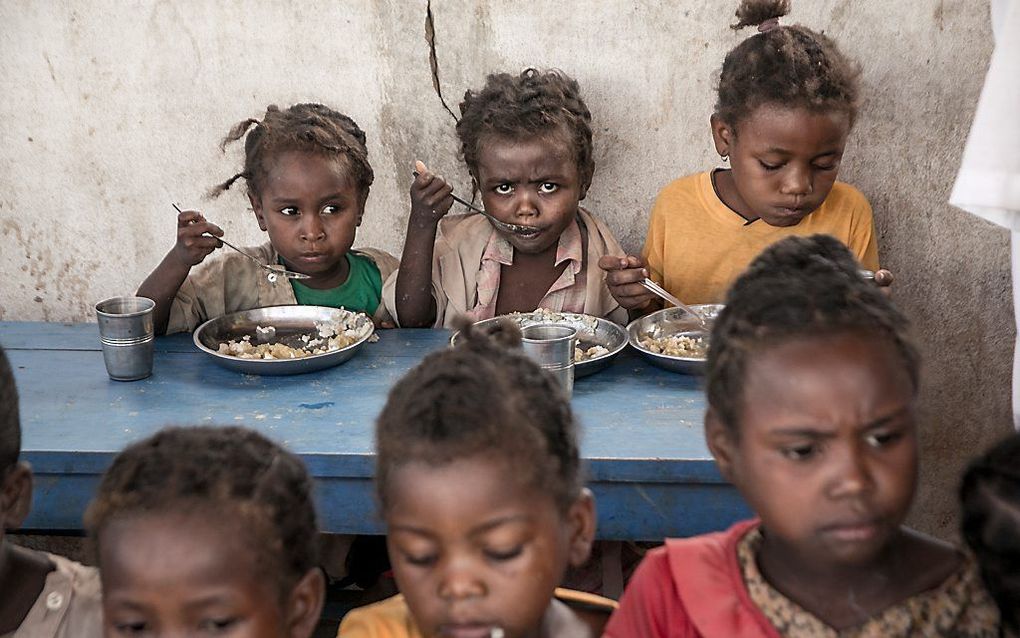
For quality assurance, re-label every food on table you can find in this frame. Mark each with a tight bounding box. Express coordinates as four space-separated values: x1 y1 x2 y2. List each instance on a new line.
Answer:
216 311 371 360
638 333 708 358
575 344 609 361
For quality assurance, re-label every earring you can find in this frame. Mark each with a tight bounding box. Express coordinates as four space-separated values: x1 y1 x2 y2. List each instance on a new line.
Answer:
721 154 729 163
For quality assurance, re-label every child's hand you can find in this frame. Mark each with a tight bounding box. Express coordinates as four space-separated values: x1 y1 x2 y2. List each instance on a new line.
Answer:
598 255 657 310
173 209 223 267
409 160 454 227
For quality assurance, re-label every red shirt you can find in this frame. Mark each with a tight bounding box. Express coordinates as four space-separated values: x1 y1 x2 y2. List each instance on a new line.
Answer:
603 520 780 638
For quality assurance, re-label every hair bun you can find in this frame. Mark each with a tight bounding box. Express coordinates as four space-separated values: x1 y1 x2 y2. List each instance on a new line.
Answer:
452 316 523 353
732 0 791 30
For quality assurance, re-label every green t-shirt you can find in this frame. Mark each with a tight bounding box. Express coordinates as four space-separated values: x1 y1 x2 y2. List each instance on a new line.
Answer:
288 252 382 314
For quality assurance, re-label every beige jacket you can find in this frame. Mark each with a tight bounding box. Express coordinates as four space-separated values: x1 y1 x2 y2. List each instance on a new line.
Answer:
5 553 102 638
166 242 399 334
383 208 628 328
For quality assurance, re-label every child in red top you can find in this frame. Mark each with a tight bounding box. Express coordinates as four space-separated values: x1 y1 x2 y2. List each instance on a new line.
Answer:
604 235 1000 637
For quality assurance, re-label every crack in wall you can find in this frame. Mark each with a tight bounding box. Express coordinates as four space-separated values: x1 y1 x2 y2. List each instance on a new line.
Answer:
425 0 459 123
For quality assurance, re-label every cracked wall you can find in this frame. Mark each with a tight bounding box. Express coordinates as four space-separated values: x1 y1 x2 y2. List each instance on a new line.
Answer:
0 0 1013 538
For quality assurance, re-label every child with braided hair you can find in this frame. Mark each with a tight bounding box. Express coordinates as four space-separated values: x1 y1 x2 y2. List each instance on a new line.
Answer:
85 425 325 637
602 0 890 314
605 235 1000 637
138 103 398 335
338 320 616 637
388 68 628 328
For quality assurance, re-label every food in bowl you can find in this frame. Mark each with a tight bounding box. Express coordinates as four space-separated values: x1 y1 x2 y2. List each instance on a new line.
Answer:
575 344 609 361
216 312 371 360
637 333 708 358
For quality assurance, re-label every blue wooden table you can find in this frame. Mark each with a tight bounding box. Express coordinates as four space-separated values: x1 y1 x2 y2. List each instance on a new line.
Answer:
2 321 748 541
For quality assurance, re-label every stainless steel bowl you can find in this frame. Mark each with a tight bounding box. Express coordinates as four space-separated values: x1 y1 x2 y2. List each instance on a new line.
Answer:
627 304 724 374
450 311 628 378
193 305 374 375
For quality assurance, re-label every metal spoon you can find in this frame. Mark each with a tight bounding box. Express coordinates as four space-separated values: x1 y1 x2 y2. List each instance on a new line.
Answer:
411 169 539 237
639 278 709 329
171 203 310 281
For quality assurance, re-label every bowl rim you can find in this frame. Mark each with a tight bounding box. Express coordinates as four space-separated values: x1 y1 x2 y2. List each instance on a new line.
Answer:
626 304 720 363
192 306 375 366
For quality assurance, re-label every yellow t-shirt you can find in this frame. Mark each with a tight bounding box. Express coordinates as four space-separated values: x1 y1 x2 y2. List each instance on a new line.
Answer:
642 171 880 304
337 588 617 638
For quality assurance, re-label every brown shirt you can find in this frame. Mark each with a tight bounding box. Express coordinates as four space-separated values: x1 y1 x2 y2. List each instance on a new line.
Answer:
3 553 102 638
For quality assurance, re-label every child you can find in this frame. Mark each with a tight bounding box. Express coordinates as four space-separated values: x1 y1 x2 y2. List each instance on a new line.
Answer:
0 345 102 637
961 433 1020 634
84 425 325 637
604 235 1000 636
138 103 398 335
387 68 628 328
338 321 615 637
601 0 888 313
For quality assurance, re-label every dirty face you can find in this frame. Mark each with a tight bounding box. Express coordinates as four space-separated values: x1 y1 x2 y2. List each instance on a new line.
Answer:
474 134 584 256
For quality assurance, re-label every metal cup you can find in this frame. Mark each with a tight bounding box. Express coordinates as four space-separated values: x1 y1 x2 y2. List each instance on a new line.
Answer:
95 296 155 381
520 324 577 397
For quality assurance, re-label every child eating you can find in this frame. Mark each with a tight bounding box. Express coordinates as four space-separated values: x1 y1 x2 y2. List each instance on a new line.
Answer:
387 68 628 328
338 320 616 637
138 103 398 335
85 425 325 637
601 0 889 313
605 235 1000 636
0 345 102 637
961 433 1020 634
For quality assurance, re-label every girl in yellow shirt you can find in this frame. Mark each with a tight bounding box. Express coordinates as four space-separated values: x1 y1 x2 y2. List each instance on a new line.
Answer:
601 0 891 312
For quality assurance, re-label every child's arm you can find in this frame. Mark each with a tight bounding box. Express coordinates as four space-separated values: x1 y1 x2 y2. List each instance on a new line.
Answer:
394 161 454 327
598 255 659 320
137 209 223 335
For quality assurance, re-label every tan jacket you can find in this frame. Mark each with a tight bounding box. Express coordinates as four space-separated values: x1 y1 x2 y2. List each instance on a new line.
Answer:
383 208 627 328
5 553 102 638
166 242 399 334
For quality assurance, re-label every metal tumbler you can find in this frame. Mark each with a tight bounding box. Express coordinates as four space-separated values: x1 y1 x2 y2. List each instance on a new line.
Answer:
520 324 577 397
95 296 155 381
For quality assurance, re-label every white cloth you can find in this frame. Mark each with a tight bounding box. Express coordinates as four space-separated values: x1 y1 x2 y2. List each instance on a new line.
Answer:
950 0 1020 429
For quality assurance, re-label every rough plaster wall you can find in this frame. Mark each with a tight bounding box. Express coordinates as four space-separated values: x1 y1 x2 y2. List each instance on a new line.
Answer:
0 0 1013 538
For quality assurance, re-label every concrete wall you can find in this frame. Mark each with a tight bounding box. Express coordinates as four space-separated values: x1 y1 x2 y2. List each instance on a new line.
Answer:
0 0 1013 538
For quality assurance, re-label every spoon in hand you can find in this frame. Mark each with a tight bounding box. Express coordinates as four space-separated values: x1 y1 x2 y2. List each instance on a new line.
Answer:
413 161 539 237
639 278 709 329
171 203 310 281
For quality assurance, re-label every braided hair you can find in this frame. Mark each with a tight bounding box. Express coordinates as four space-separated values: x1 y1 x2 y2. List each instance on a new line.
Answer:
85 426 320 595
211 103 374 203
375 319 581 513
0 346 19 474
960 434 1020 631
707 235 919 432
456 68 595 192
717 0 862 128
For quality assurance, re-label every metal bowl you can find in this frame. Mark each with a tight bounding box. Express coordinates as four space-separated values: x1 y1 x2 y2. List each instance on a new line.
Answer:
450 311 628 378
627 304 724 374
193 305 374 376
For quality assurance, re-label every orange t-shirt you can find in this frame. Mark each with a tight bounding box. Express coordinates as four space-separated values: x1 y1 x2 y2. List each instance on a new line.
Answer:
337 588 617 638
642 171 880 304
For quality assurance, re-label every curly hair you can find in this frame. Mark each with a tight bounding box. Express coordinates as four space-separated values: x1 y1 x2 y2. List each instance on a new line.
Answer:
456 68 595 192
85 426 320 595
0 346 19 473
716 0 861 128
960 433 1020 631
375 319 581 513
706 235 920 432
211 103 374 203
